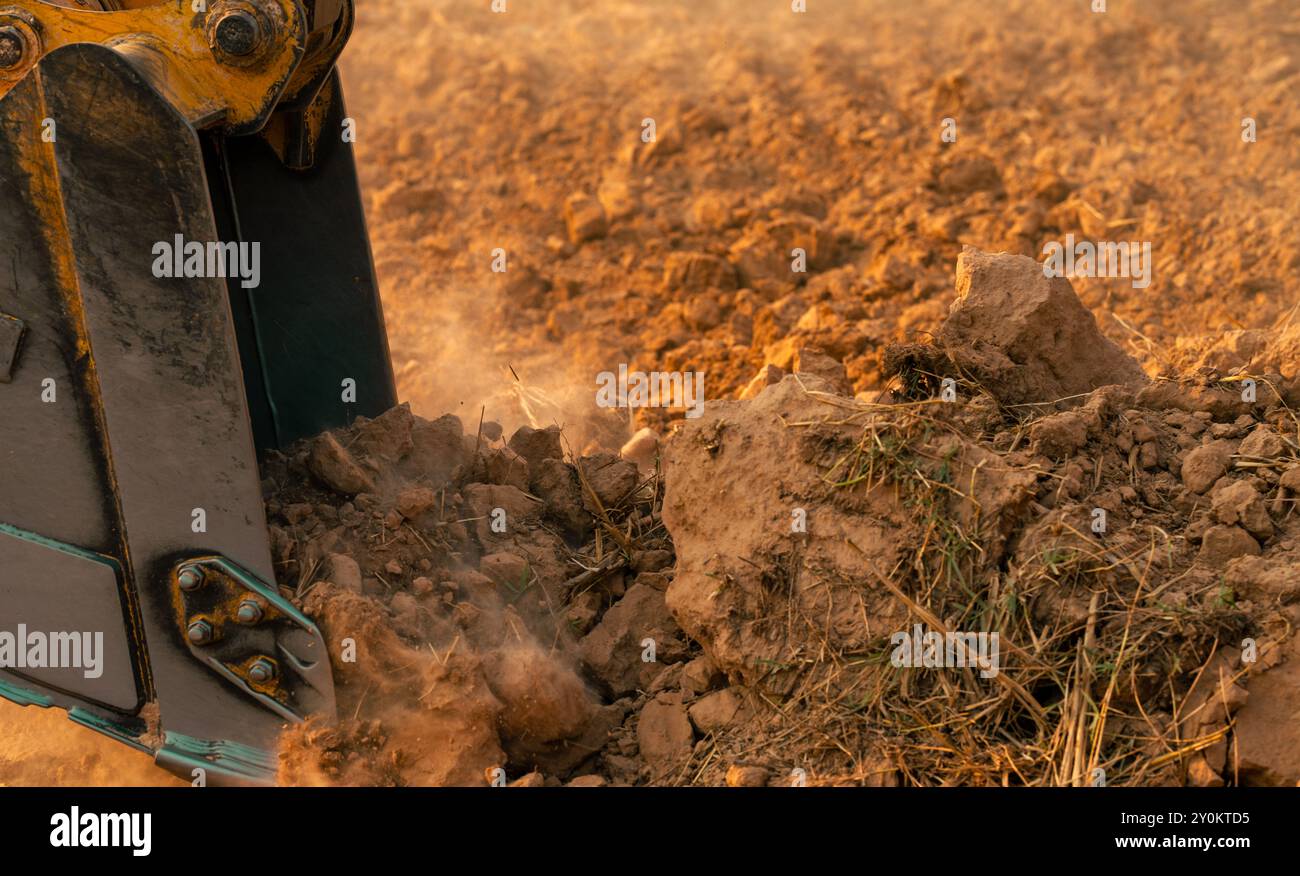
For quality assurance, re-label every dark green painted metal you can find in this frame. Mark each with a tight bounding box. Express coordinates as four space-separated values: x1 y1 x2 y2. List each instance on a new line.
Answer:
206 70 397 452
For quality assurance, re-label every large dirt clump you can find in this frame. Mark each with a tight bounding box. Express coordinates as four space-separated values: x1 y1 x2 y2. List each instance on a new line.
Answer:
655 250 1300 786
937 246 1149 406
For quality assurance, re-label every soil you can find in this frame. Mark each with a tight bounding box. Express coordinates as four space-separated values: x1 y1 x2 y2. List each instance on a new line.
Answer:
3 0 1298 787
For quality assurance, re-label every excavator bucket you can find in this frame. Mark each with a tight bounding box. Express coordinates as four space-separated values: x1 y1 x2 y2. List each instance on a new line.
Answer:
0 0 394 784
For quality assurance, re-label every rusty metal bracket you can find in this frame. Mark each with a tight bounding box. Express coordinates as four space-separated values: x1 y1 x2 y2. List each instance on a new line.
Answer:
172 554 335 723
0 0 308 134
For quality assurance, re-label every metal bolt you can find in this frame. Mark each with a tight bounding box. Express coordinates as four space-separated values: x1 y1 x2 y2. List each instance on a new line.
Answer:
212 10 260 57
186 619 214 645
236 599 263 624
248 657 277 684
178 566 205 591
0 27 25 70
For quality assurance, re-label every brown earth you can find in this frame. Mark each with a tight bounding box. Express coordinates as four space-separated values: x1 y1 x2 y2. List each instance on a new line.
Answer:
4 0 1299 786
268 246 1299 788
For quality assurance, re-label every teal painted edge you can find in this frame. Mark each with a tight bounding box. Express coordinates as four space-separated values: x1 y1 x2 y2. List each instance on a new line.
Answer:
204 655 302 723
0 526 128 712
156 730 277 785
0 522 122 574
208 555 319 635
0 677 53 708
67 707 152 754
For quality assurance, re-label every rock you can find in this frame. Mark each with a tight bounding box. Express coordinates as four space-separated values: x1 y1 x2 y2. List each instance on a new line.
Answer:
481 643 595 744
579 582 687 697
870 250 917 290
728 215 835 287
565 775 608 787
308 432 376 495
634 121 682 166
1186 757 1225 788
532 459 590 538
564 192 607 244
565 590 603 634
1211 480 1273 540
793 347 852 395
1232 634 1300 785
620 427 660 470
1181 441 1235 494
502 264 552 308
936 247 1147 407
509 771 546 788
326 553 363 593
353 404 415 463
795 302 842 333
686 191 733 231
1030 409 1091 459
663 251 737 294
515 700 626 777
933 153 1001 195
631 549 673 573
648 662 684 694
508 425 564 479
483 445 531 491
683 293 724 331
285 502 314 524
637 695 694 766
480 552 530 589
725 765 770 787
405 414 467 484
680 655 723 694
688 688 743 733
1281 466 1300 493
739 364 785 400
1239 424 1285 459
578 452 640 510
1138 441 1160 470
463 483 542 542
597 173 636 220
395 486 438 519
1197 525 1261 567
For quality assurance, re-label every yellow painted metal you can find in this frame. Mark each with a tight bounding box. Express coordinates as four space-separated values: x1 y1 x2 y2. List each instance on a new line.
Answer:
0 0 307 133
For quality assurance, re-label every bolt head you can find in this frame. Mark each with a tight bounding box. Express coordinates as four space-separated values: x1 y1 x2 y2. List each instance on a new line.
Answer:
248 658 277 684
236 599 264 624
186 620 214 645
178 566 205 591
0 27 25 70
213 11 260 57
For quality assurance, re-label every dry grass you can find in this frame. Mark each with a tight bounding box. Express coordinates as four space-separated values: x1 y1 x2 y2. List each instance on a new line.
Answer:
679 376 1257 787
